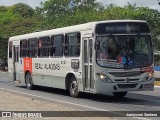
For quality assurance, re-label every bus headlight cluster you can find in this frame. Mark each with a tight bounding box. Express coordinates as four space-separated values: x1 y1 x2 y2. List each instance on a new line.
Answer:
143 72 153 81
148 72 153 78
96 73 113 83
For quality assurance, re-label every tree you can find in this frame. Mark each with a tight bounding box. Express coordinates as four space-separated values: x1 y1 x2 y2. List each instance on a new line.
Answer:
9 3 35 18
42 0 71 18
0 36 8 63
0 6 8 12
38 0 103 29
0 3 43 61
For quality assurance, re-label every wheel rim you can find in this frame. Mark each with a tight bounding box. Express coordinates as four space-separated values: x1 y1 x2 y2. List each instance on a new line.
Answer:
70 81 78 95
26 75 31 88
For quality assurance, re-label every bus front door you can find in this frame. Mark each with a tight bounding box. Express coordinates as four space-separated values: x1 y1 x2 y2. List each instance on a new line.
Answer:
83 38 94 91
13 46 20 81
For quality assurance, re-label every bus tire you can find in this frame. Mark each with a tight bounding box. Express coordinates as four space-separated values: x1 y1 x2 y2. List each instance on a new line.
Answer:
113 92 127 98
69 76 79 98
25 72 34 90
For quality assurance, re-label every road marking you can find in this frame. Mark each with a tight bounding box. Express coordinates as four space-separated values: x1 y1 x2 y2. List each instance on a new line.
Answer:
0 87 153 120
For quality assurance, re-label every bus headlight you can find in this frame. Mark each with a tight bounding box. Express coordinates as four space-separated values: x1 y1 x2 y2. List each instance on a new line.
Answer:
96 73 113 83
148 72 153 78
143 72 153 81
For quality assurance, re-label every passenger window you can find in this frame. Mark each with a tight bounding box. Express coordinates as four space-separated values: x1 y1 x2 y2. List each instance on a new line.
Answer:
20 40 27 57
28 38 38 57
64 33 80 57
50 35 63 57
38 36 50 57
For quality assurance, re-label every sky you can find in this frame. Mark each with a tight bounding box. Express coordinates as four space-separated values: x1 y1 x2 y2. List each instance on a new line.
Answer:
0 0 159 11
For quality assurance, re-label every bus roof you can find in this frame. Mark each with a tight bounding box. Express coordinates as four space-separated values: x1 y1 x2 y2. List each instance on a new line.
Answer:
9 20 147 41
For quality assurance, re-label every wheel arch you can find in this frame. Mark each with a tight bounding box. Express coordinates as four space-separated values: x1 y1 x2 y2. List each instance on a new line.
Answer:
24 70 31 84
65 72 76 90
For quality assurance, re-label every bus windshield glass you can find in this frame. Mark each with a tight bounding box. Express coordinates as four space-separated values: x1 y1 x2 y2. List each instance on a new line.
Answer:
96 35 153 69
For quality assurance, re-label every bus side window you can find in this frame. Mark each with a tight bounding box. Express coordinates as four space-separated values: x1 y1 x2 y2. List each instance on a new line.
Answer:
38 36 50 57
28 38 38 58
50 35 63 57
65 32 81 57
20 39 27 57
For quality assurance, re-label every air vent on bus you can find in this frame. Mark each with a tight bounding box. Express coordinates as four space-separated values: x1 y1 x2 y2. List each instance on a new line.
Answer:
115 79 125 82
115 78 140 82
117 84 137 89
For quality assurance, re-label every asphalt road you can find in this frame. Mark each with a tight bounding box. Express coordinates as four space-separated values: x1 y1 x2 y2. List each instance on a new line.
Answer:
0 71 160 120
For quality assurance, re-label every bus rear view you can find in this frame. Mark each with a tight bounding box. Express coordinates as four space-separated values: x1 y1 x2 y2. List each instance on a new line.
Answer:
94 20 154 97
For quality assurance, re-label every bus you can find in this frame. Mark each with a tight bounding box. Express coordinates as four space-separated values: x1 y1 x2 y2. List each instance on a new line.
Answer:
8 20 155 98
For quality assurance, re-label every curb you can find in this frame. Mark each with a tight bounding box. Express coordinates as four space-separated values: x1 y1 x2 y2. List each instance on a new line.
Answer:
154 86 160 88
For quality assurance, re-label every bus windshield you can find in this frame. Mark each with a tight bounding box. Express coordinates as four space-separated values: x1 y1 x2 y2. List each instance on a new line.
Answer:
96 35 153 69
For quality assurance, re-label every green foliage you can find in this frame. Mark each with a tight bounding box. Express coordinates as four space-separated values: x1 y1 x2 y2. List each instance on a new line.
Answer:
0 6 8 12
0 36 8 60
0 3 42 59
40 0 104 29
9 3 35 18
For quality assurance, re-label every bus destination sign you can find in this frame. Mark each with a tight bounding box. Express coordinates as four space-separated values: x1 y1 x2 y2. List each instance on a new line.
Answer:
95 22 150 34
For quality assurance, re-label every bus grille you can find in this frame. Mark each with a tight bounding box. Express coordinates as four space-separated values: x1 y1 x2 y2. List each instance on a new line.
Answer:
109 71 143 77
115 78 139 82
117 84 137 89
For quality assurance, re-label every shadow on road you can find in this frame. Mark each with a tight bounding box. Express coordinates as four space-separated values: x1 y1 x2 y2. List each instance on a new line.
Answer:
16 85 160 108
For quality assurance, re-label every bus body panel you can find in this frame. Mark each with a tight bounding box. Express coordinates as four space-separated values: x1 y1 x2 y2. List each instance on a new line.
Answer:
18 57 83 90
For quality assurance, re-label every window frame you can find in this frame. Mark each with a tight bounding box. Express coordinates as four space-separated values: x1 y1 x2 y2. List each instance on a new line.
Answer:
20 39 28 58
50 34 64 58
28 38 38 58
64 32 81 57
38 36 50 58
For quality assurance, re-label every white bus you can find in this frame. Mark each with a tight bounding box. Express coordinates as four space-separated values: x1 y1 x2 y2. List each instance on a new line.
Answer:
8 20 155 98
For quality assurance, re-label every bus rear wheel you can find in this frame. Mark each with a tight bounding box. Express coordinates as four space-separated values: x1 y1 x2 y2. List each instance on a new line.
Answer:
69 76 79 98
25 72 34 90
113 92 127 98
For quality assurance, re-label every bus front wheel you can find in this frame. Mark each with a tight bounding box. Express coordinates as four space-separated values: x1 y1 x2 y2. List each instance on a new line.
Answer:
69 76 79 98
113 92 127 98
25 72 34 90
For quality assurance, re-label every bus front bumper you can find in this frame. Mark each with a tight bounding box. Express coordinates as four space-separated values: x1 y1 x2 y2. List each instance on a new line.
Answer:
94 78 155 94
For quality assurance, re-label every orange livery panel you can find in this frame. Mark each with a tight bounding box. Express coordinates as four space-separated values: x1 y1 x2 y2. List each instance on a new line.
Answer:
24 58 32 73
